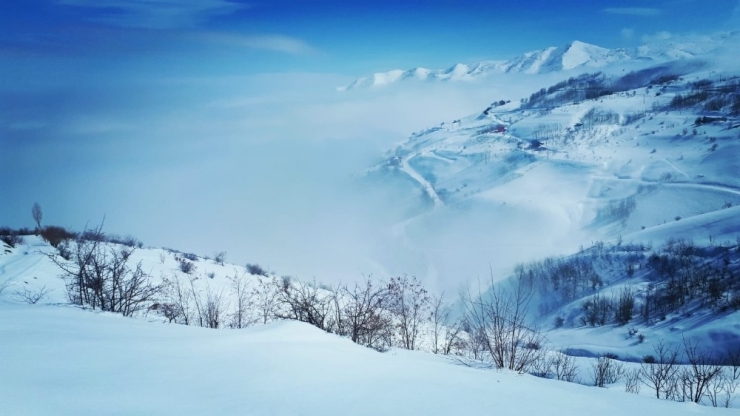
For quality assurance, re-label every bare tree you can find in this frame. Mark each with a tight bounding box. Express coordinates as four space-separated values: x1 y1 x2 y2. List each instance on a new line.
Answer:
640 340 680 399
31 202 42 232
430 293 449 354
679 338 723 403
462 278 545 372
228 272 257 329
441 317 466 356
202 285 227 329
387 275 430 350
429 292 465 355
161 273 194 325
335 276 393 351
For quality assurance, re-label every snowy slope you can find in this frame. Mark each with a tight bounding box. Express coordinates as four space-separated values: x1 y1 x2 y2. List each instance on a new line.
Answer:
0 303 733 416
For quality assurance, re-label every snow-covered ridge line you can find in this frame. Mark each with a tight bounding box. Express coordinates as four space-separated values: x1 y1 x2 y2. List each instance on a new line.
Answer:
339 33 738 91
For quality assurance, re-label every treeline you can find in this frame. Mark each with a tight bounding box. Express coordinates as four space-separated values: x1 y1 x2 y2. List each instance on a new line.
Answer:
668 77 740 115
1 224 143 252
521 72 614 109
516 238 740 328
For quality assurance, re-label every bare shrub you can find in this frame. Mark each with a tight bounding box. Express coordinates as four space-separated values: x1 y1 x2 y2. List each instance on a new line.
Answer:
178 259 196 275
40 226 76 248
0 232 24 248
149 302 182 323
253 275 280 324
246 263 268 277
213 251 226 266
679 338 723 403
625 368 642 394
161 273 227 328
48 223 161 316
13 285 52 304
530 354 554 379
591 356 625 387
552 352 580 382
274 277 336 332
201 285 227 329
0 277 13 297
640 340 680 399
161 273 194 325
182 253 198 261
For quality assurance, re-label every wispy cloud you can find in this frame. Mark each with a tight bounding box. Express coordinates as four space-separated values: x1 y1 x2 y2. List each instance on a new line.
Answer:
57 0 244 29
202 33 317 55
603 7 662 16
642 31 674 43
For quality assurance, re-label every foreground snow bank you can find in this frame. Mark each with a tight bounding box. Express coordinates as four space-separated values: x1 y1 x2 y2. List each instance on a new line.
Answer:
0 305 730 416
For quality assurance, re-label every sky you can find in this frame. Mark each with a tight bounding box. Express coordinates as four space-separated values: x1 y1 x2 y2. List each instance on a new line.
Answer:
2 0 740 285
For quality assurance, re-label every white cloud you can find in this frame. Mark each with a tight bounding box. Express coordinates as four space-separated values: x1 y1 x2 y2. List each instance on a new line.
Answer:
621 28 635 40
203 33 317 55
642 31 674 43
57 0 243 29
603 7 662 16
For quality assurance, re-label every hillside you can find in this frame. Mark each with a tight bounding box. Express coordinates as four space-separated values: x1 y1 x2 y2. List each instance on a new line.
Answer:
365 54 740 290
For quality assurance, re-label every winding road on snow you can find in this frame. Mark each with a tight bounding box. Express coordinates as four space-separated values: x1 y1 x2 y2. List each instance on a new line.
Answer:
400 155 444 209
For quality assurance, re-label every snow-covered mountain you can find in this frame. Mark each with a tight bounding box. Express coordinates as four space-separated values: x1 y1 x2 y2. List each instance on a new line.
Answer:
365 51 740 288
500 40 632 73
340 35 736 91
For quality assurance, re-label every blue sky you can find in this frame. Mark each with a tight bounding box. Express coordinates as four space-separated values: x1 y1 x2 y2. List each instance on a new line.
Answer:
2 0 740 279
3 0 739 76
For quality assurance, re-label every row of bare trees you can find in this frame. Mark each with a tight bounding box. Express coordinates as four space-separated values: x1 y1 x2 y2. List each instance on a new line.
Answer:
632 339 740 407
153 266 546 369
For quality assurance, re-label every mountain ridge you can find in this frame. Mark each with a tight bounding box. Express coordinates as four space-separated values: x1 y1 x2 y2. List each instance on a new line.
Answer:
339 36 731 91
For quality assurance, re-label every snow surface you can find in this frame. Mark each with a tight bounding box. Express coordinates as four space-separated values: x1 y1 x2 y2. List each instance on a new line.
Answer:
0 303 732 416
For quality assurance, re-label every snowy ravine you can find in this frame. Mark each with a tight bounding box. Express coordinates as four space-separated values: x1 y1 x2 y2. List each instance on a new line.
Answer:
0 304 731 416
